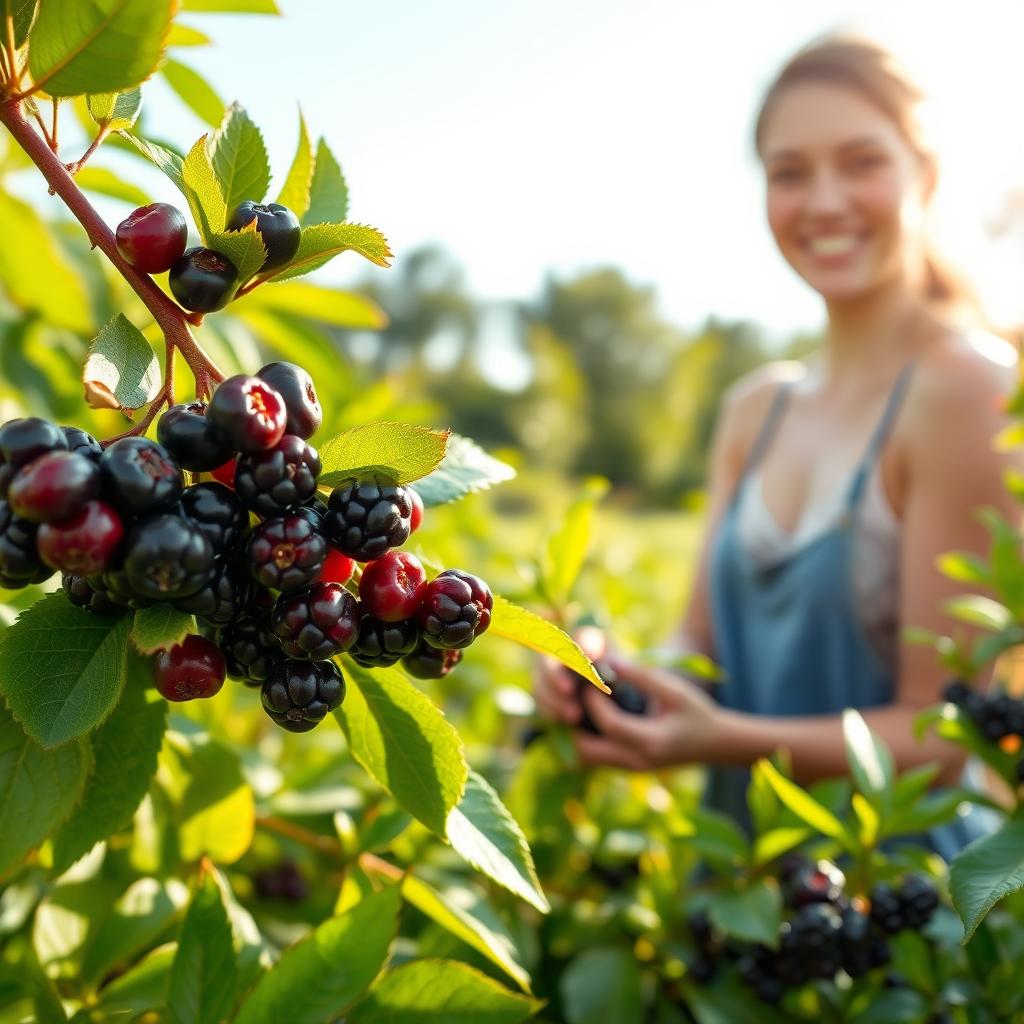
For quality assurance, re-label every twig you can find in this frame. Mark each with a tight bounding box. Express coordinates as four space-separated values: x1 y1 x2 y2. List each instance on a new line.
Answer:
48 97 57 152
65 126 109 176
256 815 345 857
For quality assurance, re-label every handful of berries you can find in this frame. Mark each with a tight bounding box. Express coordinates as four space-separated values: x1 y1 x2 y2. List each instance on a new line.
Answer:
0 363 493 734
943 679 1024 783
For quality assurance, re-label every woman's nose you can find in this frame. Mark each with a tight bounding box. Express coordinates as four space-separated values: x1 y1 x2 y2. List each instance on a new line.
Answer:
803 169 849 216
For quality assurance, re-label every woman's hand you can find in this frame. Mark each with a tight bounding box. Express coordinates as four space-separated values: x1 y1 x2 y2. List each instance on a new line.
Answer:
575 655 724 770
532 624 607 726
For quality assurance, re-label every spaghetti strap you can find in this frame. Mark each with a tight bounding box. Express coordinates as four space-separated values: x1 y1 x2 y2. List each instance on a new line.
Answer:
739 381 794 480
846 360 917 509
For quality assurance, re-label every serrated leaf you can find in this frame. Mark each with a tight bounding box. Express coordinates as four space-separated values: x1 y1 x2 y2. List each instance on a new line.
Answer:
3 0 36 47
349 960 540 1024
335 660 467 837
87 88 142 131
708 882 782 947
275 111 313 218
488 596 608 694
560 948 642 1024
209 101 269 212
950 818 1024 941
399 875 532 992
266 222 392 281
235 886 400 1024
162 58 225 128
131 605 195 655
235 282 387 328
206 221 267 286
412 434 516 508
28 0 175 97
51 663 167 874
118 131 186 192
302 137 348 226
319 422 449 487
182 133 227 242
0 704 91 876
446 771 549 914
93 944 177 1017
76 166 152 206
168 868 237 1024
755 758 855 850
0 594 131 749
83 313 161 411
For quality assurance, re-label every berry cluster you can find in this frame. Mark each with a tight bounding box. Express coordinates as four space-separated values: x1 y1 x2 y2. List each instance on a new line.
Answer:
3 364 493 734
943 680 1024 782
115 199 302 313
572 660 648 734
688 856 939 1004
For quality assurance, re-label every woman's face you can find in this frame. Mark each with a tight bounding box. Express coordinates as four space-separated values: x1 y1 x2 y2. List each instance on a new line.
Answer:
760 82 934 303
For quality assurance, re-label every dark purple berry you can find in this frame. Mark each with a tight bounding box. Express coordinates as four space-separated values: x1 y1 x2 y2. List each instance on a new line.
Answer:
8 450 100 523
157 402 235 471
246 514 327 592
100 437 183 516
0 500 52 589
169 246 238 313
116 203 188 274
253 859 308 903
235 434 321 517
257 362 322 439
0 417 67 495
942 680 970 705
417 569 493 649
349 615 418 667
37 500 123 575
324 475 412 562
61 426 102 461
180 482 249 552
785 861 845 909
174 559 253 625
271 582 361 659
62 573 121 615
122 514 214 600
227 202 301 272
898 875 938 929
402 638 462 679
869 883 905 934
154 634 226 701
208 375 287 454
261 659 345 732
217 610 282 685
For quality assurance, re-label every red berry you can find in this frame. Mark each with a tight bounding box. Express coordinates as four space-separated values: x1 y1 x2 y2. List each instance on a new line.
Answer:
319 547 355 585
257 362 322 439
208 375 287 453
115 203 188 274
8 450 100 523
37 500 123 574
358 551 427 622
154 634 226 701
417 569 493 649
210 458 236 489
409 488 424 533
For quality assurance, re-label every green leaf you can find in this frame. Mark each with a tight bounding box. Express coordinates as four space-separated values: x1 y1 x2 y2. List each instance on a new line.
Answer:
755 758 855 850
3 0 36 46
411 433 517 508
319 423 449 487
488 595 608 694
80 878 189 987
205 221 267 286
51 664 167 874
235 282 387 328
76 166 152 206
266 222 392 281
446 770 549 914
235 886 399 1024
302 137 348 226
87 88 142 131
118 131 185 192
0 704 91 876
209 101 269 212
677 807 750 867
708 881 782 947
943 594 1011 631
94 944 177 1017
335 660 467 837
349 960 540 1024
275 111 313 218
846 989 930 1024
949 818 1024 942
167 23 211 46
182 0 279 10
0 191 92 331
400 875 532 991
182 133 227 242
0 594 131 749
83 313 161 411
168 868 237 1024
28 0 175 97
843 708 894 807
560 947 642 1024
937 551 991 586
542 479 607 609
162 58 225 128
131 605 194 656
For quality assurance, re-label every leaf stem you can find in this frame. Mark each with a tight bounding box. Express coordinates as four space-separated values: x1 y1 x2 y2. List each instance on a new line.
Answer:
65 125 110 176
49 97 58 153
0 97 225 406
2 15 16 91
256 814 345 857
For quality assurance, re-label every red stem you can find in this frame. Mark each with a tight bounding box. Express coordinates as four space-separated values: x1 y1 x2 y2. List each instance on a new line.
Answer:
0 98 225 405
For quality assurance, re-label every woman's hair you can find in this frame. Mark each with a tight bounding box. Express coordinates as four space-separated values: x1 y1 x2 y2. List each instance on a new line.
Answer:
753 33 987 329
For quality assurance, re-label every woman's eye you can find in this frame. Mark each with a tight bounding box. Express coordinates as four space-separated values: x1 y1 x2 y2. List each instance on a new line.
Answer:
848 154 884 171
769 168 802 183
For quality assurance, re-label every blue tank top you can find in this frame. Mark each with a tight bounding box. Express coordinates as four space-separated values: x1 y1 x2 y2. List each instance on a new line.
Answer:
704 362 990 858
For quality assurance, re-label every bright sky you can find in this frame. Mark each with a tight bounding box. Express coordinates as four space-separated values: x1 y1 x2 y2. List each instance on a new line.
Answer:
141 0 1024 344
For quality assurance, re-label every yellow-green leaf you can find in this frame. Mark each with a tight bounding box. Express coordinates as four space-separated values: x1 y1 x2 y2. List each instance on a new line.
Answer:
209 101 269 212
319 422 448 487
167 23 211 46
131 606 195 655
87 88 142 131
266 223 392 282
756 759 854 848
206 221 267 286
488 596 608 693
275 110 313 218
302 137 348 226
76 165 152 206
235 282 387 329
182 133 226 242
162 58 225 128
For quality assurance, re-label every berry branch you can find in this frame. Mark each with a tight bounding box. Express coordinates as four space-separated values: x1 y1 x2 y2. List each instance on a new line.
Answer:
0 97 225 410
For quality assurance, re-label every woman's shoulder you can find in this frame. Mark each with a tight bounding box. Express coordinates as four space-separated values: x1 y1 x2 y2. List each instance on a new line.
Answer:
721 358 808 429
